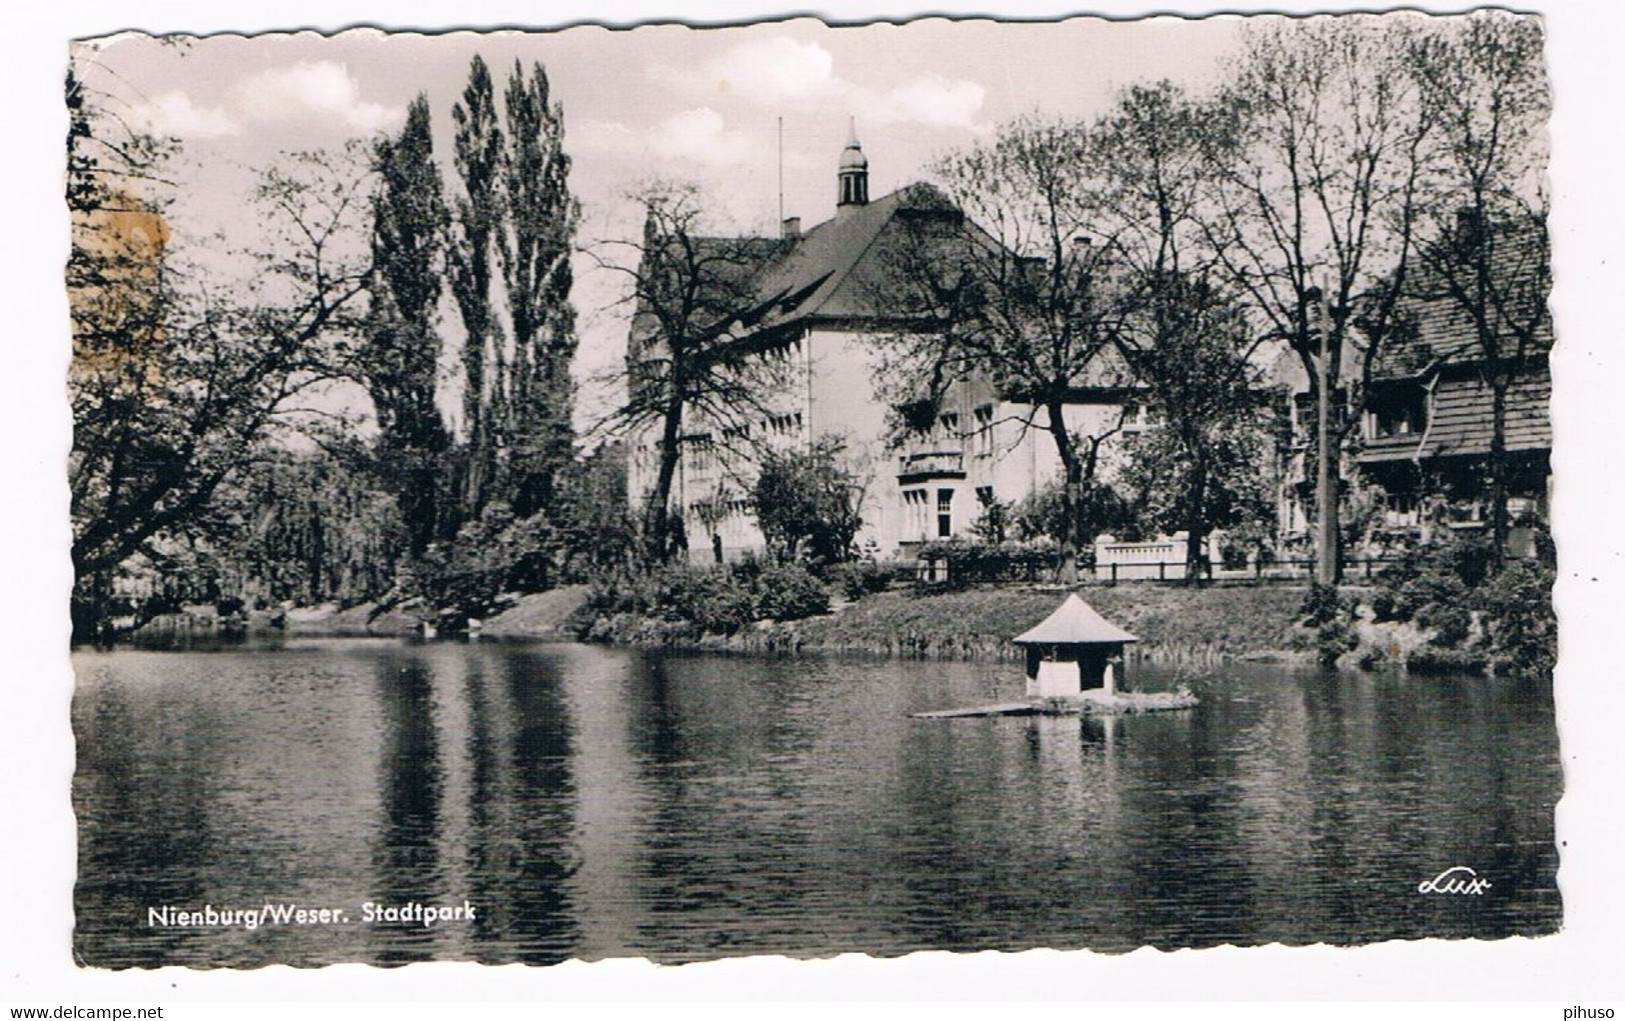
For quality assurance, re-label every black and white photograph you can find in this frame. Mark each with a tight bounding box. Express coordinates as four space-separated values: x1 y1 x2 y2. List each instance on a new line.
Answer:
9 0 1625 1007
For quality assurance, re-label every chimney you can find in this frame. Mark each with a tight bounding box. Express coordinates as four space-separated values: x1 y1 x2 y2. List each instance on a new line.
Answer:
781 216 801 240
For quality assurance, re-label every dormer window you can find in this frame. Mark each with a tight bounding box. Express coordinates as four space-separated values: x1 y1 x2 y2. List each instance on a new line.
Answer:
1369 385 1428 440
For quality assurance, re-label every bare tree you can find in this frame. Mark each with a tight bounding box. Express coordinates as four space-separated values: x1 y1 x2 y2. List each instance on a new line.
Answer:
1409 13 1551 567
590 182 793 563
1203 16 1435 584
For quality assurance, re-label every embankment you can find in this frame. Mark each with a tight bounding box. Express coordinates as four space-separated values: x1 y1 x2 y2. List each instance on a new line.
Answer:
586 584 1326 663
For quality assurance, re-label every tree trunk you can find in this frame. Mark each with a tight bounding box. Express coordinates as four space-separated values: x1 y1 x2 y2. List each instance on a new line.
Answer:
1184 462 1208 583
1044 400 1083 583
643 399 684 564
1488 371 1511 570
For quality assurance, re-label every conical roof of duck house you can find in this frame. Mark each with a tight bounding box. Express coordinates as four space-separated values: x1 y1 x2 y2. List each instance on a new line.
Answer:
1012 594 1139 646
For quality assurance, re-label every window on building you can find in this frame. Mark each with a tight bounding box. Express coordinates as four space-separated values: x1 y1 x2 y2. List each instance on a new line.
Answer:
1123 402 1162 432
937 488 954 538
1370 388 1428 439
901 489 925 539
973 405 994 456
689 434 714 470
937 412 960 443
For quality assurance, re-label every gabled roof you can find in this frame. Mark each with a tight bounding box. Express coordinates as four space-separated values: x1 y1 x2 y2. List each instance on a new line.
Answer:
750 182 961 332
631 183 963 354
1012 594 1139 645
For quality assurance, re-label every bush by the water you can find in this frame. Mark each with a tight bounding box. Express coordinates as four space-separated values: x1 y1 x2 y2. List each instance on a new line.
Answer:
587 558 830 637
1370 530 1554 678
1475 560 1557 679
1299 583 1358 665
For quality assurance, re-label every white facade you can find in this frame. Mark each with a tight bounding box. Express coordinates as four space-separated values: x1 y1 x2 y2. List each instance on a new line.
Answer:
628 322 1143 563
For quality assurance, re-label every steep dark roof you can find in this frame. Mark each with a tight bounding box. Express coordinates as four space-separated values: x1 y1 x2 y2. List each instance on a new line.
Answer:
1375 216 1553 379
749 182 961 332
631 183 962 354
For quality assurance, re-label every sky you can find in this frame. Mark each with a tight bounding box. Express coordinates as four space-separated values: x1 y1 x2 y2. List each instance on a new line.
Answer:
72 16 1253 431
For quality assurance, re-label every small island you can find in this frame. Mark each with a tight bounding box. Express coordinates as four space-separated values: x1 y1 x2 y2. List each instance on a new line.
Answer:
912 593 1199 718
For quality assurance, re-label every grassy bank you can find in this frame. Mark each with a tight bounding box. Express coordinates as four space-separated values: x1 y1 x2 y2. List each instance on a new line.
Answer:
586 583 1326 663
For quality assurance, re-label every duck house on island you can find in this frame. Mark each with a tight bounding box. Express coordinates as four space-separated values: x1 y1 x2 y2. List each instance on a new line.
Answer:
1013 594 1138 698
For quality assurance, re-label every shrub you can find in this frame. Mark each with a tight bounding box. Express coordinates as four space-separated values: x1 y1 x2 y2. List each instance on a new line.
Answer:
1300 583 1346 627
1417 603 1474 648
831 559 907 602
1475 560 1557 679
915 540 1057 586
691 575 757 635
751 562 831 621
1316 619 1358 666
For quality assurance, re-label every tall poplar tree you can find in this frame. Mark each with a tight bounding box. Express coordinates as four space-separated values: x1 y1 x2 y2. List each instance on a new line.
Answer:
448 55 580 522
365 94 451 555
448 55 506 520
500 61 579 518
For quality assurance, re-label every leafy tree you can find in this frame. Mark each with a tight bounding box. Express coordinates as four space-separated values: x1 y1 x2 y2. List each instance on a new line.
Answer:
447 56 581 522
752 437 865 565
548 441 638 581
499 61 579 518
447 55 507 519
68 68 373 637
364 93 452 555
219 445 409 608
1009 476 1136 548
876 116 1133 572
1118 277 1275 579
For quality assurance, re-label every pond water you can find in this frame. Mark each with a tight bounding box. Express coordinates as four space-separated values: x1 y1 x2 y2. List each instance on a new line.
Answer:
71 639 1560 967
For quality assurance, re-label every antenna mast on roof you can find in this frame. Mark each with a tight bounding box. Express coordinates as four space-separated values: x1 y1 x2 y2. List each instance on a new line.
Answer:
777 116 784 227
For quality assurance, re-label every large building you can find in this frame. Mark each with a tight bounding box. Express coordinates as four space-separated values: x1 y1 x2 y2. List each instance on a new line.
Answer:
626 132 1146 563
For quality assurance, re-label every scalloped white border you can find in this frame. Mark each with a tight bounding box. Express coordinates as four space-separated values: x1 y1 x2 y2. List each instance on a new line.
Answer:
5 0 1621 1007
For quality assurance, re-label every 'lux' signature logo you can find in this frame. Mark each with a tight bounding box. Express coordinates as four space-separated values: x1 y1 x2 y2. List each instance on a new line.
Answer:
1417 866 1492 896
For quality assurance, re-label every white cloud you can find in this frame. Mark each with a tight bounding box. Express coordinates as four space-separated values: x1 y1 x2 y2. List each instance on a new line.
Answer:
648 108 762 167
130 91 242 139
705 37 843 105
570 119 643 157
232 61 403 133
574 109 764 170
669 35 987 133
873 75 987 131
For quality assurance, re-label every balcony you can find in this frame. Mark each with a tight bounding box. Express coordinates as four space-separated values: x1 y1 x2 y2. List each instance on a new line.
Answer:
897 449 965 482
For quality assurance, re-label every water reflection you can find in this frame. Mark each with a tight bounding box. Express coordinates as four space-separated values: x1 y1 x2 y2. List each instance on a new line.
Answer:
72 642 1560 967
